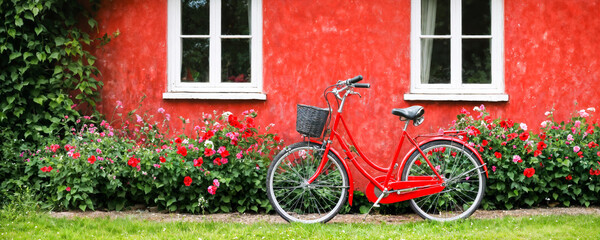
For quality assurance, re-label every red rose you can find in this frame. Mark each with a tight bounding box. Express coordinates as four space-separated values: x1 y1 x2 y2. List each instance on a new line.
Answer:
203 131 215 140
220 150 229 158
128 156 140 168
484 115 492 124
539 133 547 140
494 152 502 159
193 157 203 167
205 148 215 157
537 142 547 150
175 137 182 144
534 150 542 157
415 160 422 166
566 175 572 180
577 152 583 158
183 176 192 186
88 155 96 164
481 140 488 147
159 156 166 163
519 132 529 141
523 167 535 178
177 146 188 156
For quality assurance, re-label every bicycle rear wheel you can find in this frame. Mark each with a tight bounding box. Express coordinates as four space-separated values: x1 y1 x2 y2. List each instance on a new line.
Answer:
266 142 348 223
401 140 486 221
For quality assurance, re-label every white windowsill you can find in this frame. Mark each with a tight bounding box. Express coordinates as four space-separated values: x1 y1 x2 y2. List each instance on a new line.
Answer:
404 93 509 102
163 92 267 100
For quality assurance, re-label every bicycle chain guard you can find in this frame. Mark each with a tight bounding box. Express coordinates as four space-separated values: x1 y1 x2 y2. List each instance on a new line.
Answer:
365 176 445 204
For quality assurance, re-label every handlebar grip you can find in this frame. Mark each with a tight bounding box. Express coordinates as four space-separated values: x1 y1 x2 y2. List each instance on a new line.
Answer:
354 83 370 88
347 75 363 84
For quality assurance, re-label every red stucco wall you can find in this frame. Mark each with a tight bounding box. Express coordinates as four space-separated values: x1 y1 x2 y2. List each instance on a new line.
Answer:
92 0 600 190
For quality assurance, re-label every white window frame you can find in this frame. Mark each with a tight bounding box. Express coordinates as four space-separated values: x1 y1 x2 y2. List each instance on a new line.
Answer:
164 0 265 100
405 0 508 102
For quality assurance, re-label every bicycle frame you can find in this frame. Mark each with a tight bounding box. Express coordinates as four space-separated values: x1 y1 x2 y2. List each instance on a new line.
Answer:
306 110 488 205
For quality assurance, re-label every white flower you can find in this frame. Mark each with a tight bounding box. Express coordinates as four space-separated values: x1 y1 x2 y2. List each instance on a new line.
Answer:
473 106 481 112
587 107 596 112
545 111 552 116
204 140 214 149
520 123 528 131
222 111 233 118
541 121 548 128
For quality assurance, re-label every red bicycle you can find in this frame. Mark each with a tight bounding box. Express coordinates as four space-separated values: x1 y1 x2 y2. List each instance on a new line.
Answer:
266 75 488 223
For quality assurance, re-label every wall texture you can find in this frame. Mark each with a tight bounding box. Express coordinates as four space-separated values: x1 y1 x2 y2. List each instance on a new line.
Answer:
92 0 600 190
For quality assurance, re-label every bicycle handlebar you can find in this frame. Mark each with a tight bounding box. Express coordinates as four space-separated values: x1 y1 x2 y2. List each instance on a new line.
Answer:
354 83 370 88
345 75 363 84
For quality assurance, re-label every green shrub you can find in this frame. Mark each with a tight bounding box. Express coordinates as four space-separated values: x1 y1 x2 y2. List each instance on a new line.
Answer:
452 105 600 209
0 0 114 203
21 104 283 213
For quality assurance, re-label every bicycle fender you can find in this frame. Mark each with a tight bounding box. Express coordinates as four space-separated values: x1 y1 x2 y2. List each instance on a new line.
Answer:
309 140 356 206
399 137 489 178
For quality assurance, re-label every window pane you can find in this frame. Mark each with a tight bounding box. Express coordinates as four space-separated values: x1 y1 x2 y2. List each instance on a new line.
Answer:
421 39 450 84
181 38 209 82
462 0 490 35
181 0 209 35
222 0 250 35
462 39 491 84
421 0 450 35
222 39 250 83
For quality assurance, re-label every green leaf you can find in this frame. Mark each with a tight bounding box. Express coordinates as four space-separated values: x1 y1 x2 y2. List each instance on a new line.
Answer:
9 52 22 61
222 195 231 203
553 193 559 200
220 205 231 213
116 201 125 211
55 37 66 46
35 26 43 35
8 28 16 38
15 18 23 27
563 201 570 207
88 19 97 28
573 188 582 196
166 197 176 207
33 96 46 105
79 204 87 211
524 198 534 206
237 206 246 213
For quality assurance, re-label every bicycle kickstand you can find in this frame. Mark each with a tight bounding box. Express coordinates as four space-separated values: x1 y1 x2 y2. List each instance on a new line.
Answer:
363 188 388 221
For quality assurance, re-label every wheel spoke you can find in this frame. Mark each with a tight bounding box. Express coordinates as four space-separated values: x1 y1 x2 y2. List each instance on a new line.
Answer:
403 141 485 221
267 144 348 223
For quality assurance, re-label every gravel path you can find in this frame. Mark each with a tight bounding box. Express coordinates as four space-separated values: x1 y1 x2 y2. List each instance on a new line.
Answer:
49 207 600 224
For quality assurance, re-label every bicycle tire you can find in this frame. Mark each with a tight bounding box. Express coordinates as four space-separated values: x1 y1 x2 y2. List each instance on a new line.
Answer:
401 140 486 221
266 142 348 223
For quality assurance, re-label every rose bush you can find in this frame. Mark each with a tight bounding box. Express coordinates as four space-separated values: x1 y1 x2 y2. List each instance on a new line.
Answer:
17 102 283 213
452 105 600 210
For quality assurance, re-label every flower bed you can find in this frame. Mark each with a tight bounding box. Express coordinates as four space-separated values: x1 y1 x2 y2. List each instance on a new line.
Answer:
17 103 283 213
452 105 600 209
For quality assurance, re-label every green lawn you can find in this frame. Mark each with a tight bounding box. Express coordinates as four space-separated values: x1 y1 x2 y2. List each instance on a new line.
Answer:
1 212 599 239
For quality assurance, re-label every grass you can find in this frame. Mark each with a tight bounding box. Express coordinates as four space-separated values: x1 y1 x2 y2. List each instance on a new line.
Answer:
1 211 599 240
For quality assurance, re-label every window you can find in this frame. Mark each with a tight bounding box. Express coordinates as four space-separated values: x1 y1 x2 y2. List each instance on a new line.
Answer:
405 0 507 101
165 0 265 100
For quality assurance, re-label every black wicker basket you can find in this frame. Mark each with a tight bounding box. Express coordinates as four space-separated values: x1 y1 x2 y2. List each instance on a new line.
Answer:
296 104 329 138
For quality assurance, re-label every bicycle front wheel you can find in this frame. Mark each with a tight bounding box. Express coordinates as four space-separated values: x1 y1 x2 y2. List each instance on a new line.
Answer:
401 140 486 221
266 142 348 223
